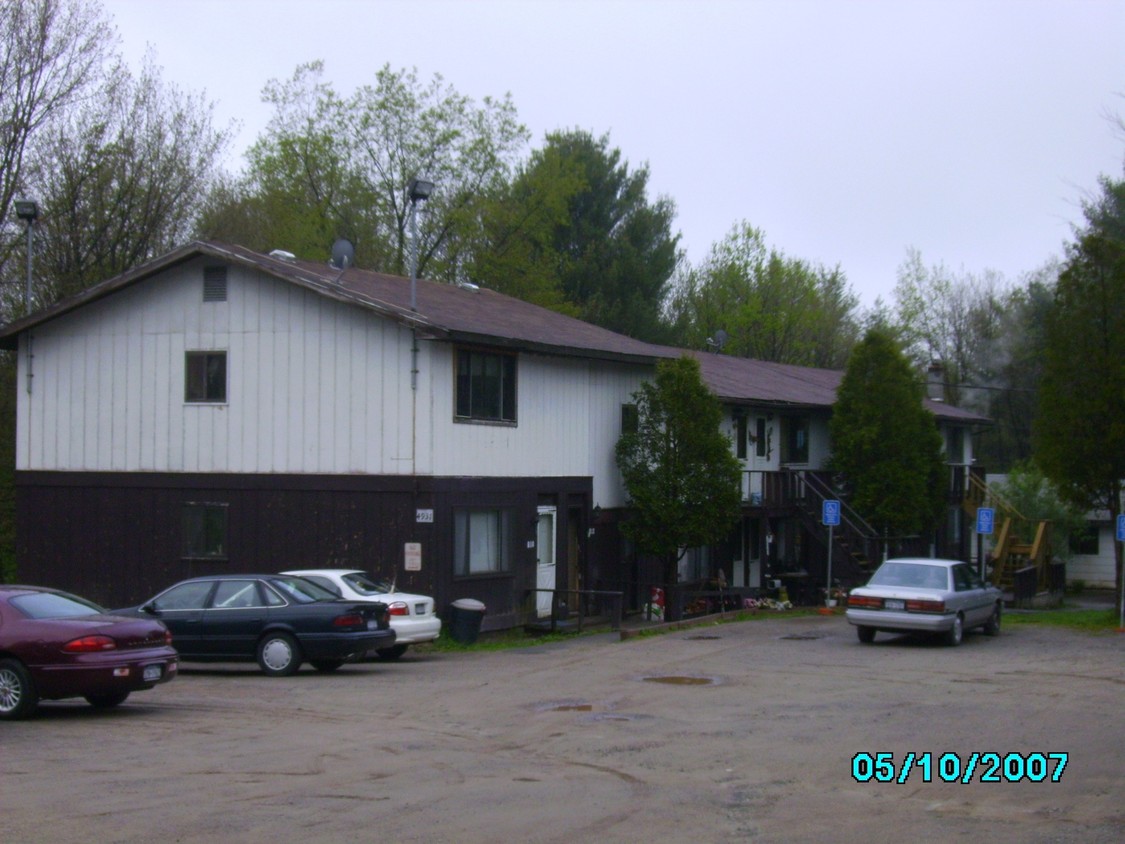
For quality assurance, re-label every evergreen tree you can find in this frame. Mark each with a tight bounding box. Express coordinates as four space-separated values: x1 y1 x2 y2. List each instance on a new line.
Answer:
615 356 742 600
829 329 946 541
1034 174 1125 614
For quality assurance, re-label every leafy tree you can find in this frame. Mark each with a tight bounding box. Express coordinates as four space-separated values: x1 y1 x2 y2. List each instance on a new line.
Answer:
892 247 1009 409
199 62 529 281
667 222 860 366
476 129 678 341
992 462 1085 558
0 0 112 299
615 356 742 602
829 329 946 541
17 53 230 306
974 265 1056 471
1034 174 1125 614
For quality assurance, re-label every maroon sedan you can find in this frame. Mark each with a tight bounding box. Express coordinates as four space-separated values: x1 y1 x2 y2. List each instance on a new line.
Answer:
0 585 178 720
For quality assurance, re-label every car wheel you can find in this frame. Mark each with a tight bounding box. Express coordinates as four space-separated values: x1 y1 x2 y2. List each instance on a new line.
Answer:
310 659 344 673
257 633 302 676
376 644 409 661
944 614 964 646
983 603 1001 636
85 690 130 709
0 658 39 720
856 626 876 644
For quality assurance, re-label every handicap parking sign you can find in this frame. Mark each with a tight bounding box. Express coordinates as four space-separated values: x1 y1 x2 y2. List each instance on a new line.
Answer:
976 507 995 535
822 499 840 526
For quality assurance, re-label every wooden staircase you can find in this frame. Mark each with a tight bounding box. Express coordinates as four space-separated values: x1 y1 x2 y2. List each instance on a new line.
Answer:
964 474 1053 592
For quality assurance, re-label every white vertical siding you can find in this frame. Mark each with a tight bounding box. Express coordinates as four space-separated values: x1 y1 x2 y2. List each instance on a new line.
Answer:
15 257 652 493
18 259 419 475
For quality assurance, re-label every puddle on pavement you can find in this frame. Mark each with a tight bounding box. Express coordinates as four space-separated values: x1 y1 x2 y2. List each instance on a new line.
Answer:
535 700 602 713
641 675 719 686
579 713 651 723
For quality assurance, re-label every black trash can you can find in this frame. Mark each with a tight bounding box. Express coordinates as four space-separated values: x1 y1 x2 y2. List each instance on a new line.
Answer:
448 598 486 644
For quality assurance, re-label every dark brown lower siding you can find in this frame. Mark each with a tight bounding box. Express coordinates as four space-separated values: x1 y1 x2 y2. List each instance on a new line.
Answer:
15 471 592 630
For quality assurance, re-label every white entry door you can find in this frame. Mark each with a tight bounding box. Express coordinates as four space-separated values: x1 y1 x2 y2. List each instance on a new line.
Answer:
536 506 557 618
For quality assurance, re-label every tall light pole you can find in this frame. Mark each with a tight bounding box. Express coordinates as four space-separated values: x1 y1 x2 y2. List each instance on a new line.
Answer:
407 178 434 392
407 177 434 313
15 199 39 313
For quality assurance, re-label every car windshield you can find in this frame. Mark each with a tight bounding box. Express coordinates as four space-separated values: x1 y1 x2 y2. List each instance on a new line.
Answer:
268 576 339 604
10 591 106 619
340 572 391 595
867 562 948 590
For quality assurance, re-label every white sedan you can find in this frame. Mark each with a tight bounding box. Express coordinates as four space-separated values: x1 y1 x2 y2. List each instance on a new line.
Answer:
284 569 441 659
845 558 1003 646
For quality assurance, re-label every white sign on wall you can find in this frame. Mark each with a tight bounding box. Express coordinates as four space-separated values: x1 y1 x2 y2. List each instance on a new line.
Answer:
404 542 422 571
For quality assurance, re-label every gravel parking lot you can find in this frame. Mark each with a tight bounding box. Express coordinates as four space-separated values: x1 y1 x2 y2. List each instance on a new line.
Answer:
3 612 1123 843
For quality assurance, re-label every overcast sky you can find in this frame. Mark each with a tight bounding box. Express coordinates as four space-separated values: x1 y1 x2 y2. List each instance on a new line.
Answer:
102 0 1123 307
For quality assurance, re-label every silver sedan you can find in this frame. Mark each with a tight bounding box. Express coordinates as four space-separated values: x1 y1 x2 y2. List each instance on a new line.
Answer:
845 558 1002 646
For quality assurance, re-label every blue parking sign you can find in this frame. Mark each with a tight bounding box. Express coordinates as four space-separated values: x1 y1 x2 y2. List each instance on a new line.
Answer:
976 507 995 535
1117 514 1125 542
822 499 840 526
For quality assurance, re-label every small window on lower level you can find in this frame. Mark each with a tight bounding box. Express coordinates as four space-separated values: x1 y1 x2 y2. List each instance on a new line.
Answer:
453 508 511 575
1068 522 1099 555
182 502 228 559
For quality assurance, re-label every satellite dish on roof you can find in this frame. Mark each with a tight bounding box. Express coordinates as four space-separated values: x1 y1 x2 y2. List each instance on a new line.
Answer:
330 238 355 270
706 329 729 353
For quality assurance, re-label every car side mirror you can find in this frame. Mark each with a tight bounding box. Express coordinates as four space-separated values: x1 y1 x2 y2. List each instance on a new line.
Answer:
142 602 158 615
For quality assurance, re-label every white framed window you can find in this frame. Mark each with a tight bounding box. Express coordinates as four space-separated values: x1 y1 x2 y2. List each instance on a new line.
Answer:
185 351 227 403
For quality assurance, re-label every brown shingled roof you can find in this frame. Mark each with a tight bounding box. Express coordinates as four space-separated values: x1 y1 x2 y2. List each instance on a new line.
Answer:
0 240 989 424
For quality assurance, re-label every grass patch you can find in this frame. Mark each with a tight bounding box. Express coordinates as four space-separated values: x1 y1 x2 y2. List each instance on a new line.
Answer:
1004 608 1120 633
418 627 588 654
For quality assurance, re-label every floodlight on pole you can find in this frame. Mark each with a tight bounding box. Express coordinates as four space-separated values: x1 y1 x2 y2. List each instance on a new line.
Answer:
15 199 38 312
408 178 434 313
407 178 434 392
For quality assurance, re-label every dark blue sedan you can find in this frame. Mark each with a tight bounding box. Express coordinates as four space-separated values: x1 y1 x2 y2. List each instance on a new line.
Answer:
119 574 395 676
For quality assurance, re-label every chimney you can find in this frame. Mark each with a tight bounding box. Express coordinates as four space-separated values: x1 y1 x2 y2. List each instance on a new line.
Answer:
926 361 945 402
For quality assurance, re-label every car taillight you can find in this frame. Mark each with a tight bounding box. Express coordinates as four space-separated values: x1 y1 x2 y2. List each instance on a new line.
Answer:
906 599 945 613
387 601 409 616
63 635 117 653
163 629 173 646
333 613 365 627
847 595 882 608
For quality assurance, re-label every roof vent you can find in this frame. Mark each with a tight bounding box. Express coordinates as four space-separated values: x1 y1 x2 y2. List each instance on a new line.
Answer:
457 281 480 293
203 266 228 302
269 249 297 262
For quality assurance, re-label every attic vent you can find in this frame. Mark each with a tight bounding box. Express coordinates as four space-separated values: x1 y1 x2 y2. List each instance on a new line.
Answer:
203 266 228 302
269 249 297 262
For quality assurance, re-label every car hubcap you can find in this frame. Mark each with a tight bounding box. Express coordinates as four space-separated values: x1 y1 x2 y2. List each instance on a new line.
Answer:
0 669 21 712
262 639 293 671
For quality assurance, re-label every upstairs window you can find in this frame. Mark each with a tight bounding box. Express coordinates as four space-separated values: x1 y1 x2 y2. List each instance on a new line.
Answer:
621 403 638 435
186 351 227 403
455 349 516 423
785 416 809 464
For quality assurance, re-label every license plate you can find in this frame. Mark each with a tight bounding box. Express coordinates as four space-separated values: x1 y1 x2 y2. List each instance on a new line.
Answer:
884 599 905 611
367 619 377 630
143 665 162 682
